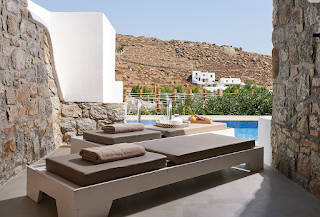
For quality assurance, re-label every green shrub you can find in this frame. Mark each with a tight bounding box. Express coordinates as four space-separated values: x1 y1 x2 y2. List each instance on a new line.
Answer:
171 85 273 116
142 86 152 93
223 84 241 94
131 85 152 93
131 84 142 93
129 84 273 116
161 85 173 93
205 85 272 115
191 85 201 93
173 85 184 93
116 45 124 53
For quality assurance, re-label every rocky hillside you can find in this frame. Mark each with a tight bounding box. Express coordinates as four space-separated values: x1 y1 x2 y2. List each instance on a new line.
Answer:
115 34 273 91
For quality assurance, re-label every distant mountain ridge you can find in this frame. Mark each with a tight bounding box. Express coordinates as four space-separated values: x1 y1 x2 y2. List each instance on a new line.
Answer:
115 34 272 91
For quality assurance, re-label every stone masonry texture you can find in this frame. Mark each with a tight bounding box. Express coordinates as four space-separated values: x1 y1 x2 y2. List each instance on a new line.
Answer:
0 1 126 186
60 102 126 143
272 0 320 199
0 0 57 185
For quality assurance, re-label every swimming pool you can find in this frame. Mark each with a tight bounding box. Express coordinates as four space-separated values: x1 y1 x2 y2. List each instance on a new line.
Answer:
127 120 258 141
215 121 258 141
127 120 156 125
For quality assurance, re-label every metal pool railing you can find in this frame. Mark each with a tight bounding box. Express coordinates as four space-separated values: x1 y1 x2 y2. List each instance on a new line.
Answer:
124 91 238 113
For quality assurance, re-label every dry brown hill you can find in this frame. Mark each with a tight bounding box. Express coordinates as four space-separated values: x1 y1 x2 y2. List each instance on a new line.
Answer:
115 34 272 91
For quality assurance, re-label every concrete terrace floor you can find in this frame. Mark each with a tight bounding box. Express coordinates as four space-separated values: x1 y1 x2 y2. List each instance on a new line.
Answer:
1 147 320 217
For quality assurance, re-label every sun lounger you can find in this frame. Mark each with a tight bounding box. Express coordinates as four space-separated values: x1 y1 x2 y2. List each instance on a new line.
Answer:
46 152 167 187
71 129 161 153
71 122 229 154
139 133 255 165
27 133 263 217
145 122 228 137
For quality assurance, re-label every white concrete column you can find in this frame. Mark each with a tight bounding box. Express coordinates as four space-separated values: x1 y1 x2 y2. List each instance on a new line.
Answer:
258 116 272 166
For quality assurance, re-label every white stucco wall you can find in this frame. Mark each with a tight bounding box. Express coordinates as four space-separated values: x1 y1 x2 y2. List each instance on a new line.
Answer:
27 1 123 103
192 71 215 85
220 78 241 85
258 116 272 166
102 15 123 103
51 13 104 102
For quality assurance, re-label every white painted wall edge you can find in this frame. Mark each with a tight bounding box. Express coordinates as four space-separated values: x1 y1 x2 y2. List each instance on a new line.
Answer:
28 1 51 30
104 81 123 103
27 1 64 101
258 116 272 166
27 1 123 103
102 13 123 103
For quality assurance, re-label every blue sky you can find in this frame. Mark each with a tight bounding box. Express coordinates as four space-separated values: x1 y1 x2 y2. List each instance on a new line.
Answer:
31 0 273 55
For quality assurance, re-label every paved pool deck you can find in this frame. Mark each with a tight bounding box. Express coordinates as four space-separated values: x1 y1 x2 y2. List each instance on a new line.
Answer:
1 146 320 217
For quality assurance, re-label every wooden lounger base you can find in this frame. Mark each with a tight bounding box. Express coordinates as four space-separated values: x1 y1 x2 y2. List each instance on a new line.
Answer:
27 146 263 217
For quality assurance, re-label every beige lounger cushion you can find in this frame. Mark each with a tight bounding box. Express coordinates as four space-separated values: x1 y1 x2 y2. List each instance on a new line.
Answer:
102 123 144 134
46 152 167 187
145 122 227 137
83 129 161 145
139 134 255 165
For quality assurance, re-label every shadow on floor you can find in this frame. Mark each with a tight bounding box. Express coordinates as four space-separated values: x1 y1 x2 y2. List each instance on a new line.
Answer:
109 165 254 217
2 164 320 217
0 194 57 217
0 164 254 217
238 168 320 217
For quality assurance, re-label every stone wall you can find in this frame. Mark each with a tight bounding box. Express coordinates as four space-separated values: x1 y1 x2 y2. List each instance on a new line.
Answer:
60 103 126 144
0 0 127 186
0 0 59 185
272 0 320 199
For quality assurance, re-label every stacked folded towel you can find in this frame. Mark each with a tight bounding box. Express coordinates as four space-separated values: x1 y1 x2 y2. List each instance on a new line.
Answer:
102 123 144 134
79 143 146 164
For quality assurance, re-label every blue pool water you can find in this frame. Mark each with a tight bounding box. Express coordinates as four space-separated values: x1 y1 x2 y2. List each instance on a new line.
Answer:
127 120 156 125
127 120 258 141
215 121 258 141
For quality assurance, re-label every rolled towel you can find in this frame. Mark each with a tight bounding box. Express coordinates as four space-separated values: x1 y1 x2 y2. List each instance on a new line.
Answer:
102 123 145 134
79 143 146 164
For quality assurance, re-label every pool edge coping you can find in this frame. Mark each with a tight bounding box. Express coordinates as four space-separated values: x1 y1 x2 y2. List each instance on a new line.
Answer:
126 115 263 121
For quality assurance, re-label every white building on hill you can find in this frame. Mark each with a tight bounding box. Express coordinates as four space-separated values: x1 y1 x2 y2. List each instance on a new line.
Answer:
191 71 215 85
191 71 244 94
204 77 245 93
219 77 242 85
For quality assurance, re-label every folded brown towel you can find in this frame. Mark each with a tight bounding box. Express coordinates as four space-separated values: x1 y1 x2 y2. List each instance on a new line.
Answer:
79 143 146 164
102 123 145 134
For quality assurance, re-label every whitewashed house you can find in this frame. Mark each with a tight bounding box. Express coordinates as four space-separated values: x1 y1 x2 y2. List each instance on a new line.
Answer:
191 71 215 86
219 77 242 85
204 77 245 93
191 71 244 94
